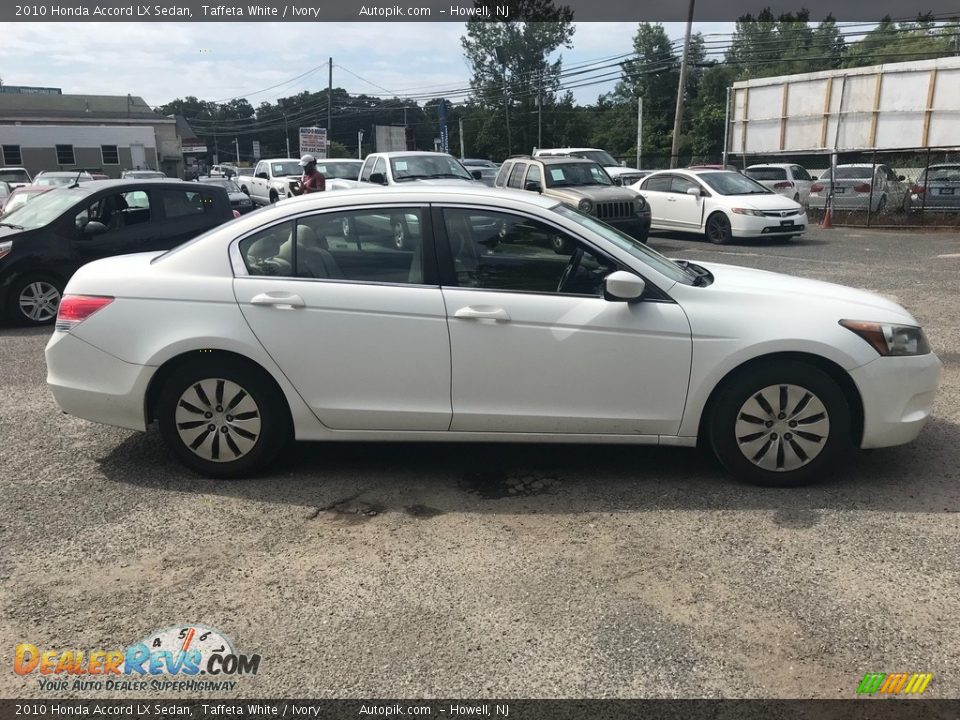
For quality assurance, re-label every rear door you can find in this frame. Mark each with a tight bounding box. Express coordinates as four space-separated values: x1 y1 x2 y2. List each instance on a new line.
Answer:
155 186 228 249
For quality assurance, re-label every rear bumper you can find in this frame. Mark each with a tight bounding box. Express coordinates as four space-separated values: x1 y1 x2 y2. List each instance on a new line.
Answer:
45 331 153 431
849 352 942 449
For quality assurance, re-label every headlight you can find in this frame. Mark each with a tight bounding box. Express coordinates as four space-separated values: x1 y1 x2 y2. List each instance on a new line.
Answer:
0 240 11 261
634 196 647 213
578 199 593 213
730 208 765 216
840 320 931 356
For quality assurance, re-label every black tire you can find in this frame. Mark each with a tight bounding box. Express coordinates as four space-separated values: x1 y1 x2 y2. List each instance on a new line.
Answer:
708 360 852 487
269 191 279 204
705 212 733 245
240 186 250 196
392 218 411 250
8 274 63 326
157 358 290 478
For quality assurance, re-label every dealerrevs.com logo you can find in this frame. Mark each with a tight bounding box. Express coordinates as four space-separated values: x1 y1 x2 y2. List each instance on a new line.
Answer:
14 624 261 692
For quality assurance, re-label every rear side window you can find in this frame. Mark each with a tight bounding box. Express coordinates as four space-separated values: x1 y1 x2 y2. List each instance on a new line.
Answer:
507 163 526 189
494 162 513 187
160 189 209 218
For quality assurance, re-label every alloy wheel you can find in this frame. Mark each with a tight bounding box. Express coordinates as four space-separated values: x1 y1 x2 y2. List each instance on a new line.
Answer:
19 281 61 323
174 378 262 463
734 384 830 472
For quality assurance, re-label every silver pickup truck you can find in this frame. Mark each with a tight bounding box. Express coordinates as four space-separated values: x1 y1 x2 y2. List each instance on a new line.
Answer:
238 158 302 206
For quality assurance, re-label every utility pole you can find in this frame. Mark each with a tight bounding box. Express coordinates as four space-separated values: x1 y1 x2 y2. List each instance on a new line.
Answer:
496 46 511 156
327 57 333 157
459 116 465 159
537 70 543 150
235 137 239 163
670 0 696 169
358 129 364 159
721 87 731 168
282 112 291 157
636 96 643 170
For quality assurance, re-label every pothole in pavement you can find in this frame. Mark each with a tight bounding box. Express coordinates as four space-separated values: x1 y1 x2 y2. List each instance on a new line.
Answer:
403 504 445 518
459 470 562 499
307 490 384 523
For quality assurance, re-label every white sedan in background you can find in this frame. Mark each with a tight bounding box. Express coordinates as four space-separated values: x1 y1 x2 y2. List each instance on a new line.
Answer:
744 163 815 205
46 186 939 487
634 169 808 244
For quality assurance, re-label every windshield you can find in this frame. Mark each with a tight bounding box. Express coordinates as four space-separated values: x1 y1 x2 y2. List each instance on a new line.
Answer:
271 162 301 177
699 172 772 195
390 155 472 181
316 161 362 179
0 169 31 184
545 163 612 188
571 150 618 167
203 179 241 192
0 187 85 229
923 166 960 182
745 167 787 181
552 205 694 286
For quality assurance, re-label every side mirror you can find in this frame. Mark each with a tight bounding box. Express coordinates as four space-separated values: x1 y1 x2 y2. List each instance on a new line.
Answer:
686 187 702 197
524 180 542 193
369 172 387 185
603 270 646 302
471 169 483 180
256 172 269 180
82 221 108 236
613 176 623 186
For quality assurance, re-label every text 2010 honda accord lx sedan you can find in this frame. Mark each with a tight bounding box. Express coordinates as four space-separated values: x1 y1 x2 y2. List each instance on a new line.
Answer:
46 186 941 486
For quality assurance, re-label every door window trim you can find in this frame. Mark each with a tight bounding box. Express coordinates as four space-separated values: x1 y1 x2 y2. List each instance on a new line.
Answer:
431 203 673 302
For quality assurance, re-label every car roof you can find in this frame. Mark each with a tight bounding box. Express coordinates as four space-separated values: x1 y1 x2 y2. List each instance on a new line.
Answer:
282 184 560 211
536 147 599 153
746 163 799 169
369 151 455 158
37 171 93 177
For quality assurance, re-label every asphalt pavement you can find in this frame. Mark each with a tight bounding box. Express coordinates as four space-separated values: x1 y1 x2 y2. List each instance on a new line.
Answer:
1 226 958 700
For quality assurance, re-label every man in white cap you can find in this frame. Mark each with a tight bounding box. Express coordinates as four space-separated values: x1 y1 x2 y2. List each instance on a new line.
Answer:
298 153 325 194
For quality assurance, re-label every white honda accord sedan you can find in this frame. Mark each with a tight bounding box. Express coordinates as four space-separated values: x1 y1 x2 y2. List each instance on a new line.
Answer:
46 186 940 486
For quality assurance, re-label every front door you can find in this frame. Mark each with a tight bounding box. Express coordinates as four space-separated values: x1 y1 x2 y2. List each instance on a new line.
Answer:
437 207 692 435
71 188 160 268
232 205 452 431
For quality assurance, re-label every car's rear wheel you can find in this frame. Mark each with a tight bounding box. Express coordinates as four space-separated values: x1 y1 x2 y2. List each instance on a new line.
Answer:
708 360 852 487
157 358 290 478
9 274 63 326
705 212 732 244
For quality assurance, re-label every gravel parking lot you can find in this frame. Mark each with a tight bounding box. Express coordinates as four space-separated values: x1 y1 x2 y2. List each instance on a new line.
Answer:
1 226 958 700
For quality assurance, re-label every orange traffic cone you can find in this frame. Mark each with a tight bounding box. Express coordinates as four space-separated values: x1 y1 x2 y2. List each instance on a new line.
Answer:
819 206 833 229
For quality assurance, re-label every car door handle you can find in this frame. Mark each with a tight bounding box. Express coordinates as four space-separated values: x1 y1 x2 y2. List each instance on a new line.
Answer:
250 292 305 309
666 197 677 202
454 305 511 321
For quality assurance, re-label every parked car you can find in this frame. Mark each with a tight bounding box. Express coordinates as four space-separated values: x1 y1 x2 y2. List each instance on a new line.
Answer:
534 147 647 186
0 167 32 189
33 171 95 187
497 156 651 243
236 167 256 177
121 170 168 180
745 164 815 205
0 182 10 214
44 185 940 487
0 179 233 325
349 151 484 188
808 164 910 213
237 158 302 206
909 163 960 213
688 164 741 173
0 185 51 217
636 169 807 244
209 164 239 179
199 177 255 214
461 159 499 187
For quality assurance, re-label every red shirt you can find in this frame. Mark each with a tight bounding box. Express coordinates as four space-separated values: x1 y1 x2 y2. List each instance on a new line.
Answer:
301 170 326 193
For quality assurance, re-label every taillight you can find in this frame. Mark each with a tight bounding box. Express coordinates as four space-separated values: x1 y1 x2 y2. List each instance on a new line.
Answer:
810 183 823 193
232 210 241 218
55 295 114 332
773 181 794 189
911 185 926 195
854 183 872 192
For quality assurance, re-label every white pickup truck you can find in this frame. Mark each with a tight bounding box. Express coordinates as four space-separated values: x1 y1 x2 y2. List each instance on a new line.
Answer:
238 158 303 206
327 151 483 191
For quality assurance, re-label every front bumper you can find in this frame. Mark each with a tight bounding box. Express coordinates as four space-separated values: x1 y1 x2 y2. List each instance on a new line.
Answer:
849 352 942 449
46 331 154 431
731 212 808 237
607 215 651 239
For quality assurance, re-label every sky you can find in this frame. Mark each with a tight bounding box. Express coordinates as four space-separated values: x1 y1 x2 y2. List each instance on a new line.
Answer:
0 22 735 110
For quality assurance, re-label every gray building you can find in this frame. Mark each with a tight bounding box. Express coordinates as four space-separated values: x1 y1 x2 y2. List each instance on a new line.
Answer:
0 93 183 178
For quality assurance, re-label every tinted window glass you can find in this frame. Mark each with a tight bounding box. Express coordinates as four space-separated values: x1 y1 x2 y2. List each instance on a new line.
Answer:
525 165 542 187
746 167 787 181
670 176 702 194
161 190 207 218
507 163 526 189
442 208 616 296
495 161 513 187
642 176 672 192
76 190 152 231
792 166 812 181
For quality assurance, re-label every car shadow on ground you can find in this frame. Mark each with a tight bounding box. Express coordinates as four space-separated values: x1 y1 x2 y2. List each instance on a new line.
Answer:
648 231 831 249
97 416 960 522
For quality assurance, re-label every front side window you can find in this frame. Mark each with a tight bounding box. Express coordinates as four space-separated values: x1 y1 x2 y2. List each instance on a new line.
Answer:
670 176 703 195
76 190 152 231
441 208 616 296
641 175 672 192
525 165 542 188
237 208 426 284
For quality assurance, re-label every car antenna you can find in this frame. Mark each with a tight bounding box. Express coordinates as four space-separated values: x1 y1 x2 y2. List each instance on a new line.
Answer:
68 169 83 189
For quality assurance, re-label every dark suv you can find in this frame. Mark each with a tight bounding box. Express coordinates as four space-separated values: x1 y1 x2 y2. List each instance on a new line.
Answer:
495 156 652 243
0 180 233 325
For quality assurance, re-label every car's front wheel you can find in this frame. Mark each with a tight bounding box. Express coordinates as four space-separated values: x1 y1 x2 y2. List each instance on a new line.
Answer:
157 358 290 478
708 360 852 487
9 274 63 326
705 212 733 244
